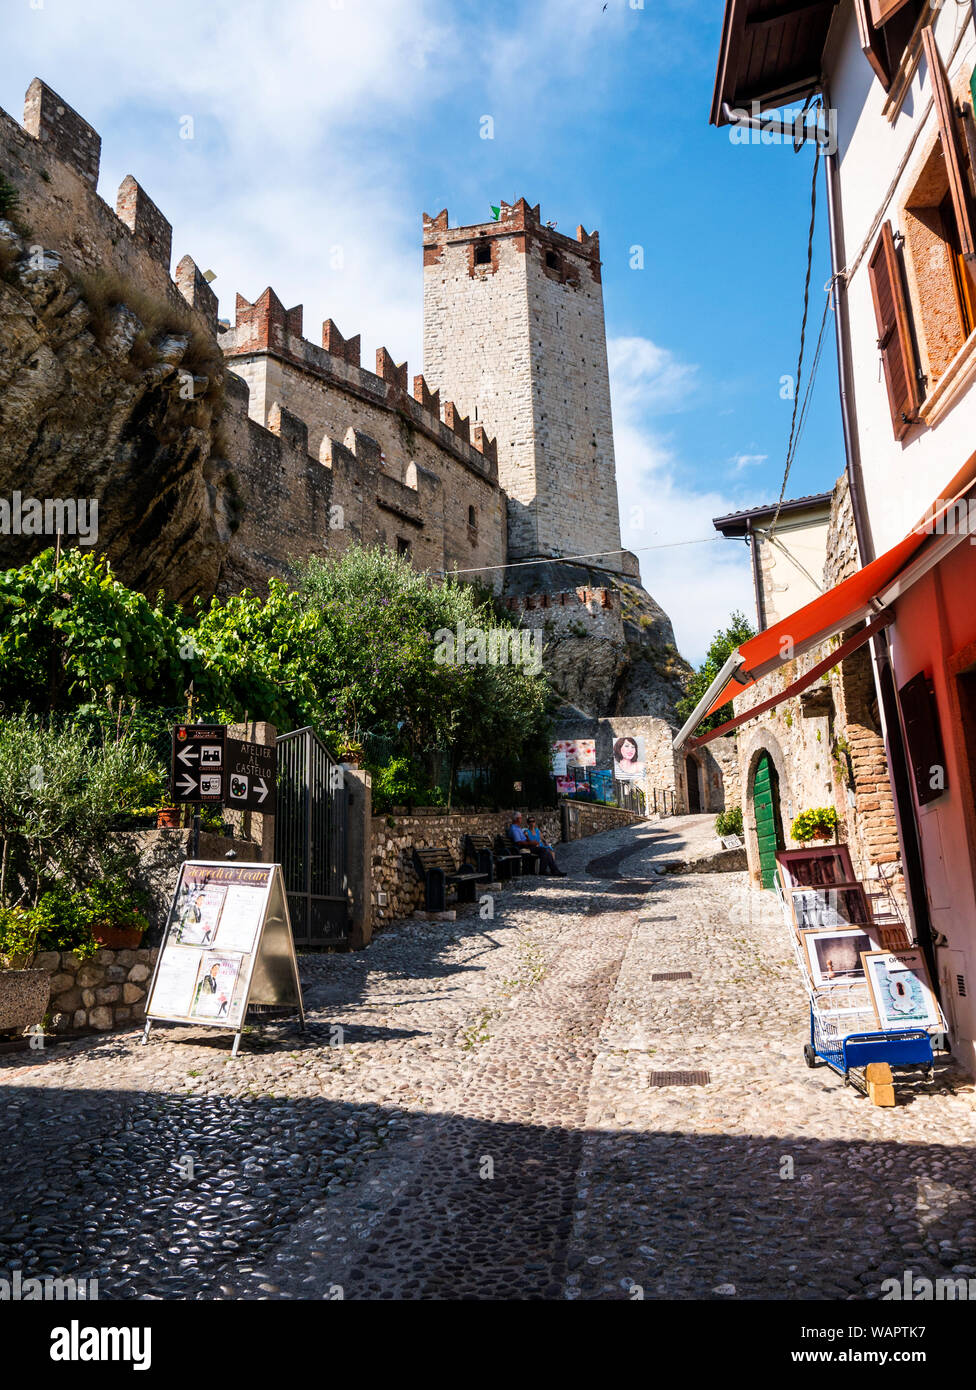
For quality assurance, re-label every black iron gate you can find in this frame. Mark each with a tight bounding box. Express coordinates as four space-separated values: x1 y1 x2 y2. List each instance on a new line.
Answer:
275 727 349 946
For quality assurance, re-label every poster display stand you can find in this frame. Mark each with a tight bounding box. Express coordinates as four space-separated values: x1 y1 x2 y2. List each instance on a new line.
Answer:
142 861 305 1057
775 844 945 1098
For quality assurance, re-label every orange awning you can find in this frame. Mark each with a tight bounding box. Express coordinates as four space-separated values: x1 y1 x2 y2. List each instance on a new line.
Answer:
704 527 926 716
704 481 976 719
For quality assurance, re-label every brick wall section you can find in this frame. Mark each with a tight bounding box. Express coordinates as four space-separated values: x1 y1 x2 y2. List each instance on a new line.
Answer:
422 198 623 572
221 291 506 587
1 87 202 329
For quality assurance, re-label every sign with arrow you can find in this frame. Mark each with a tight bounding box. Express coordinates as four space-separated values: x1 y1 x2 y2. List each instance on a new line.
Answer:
171 724 227 804
224 737 277 815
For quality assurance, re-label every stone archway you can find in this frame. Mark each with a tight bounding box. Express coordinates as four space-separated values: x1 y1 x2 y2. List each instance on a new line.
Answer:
740 732 792 890
686 753 703 813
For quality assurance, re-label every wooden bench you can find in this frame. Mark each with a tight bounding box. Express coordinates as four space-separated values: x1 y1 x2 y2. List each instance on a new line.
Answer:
412 846 489 912
464 832 521 883
499 832 540 875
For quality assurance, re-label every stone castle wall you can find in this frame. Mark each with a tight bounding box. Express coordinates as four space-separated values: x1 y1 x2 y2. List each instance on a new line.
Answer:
220 289 506 585
422 199 623 572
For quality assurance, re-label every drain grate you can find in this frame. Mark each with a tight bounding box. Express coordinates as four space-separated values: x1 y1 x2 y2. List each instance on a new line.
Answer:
651 971 692 982
648 1070 711 1087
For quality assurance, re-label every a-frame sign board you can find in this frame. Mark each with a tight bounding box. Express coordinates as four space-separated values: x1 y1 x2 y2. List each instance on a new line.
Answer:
141 861 305 1057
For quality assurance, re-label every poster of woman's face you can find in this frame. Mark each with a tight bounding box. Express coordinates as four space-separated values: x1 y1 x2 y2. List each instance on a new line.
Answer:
613 735 645 781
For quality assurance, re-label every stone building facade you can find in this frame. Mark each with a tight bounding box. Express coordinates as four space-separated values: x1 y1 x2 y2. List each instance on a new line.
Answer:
724 477 905 908
423 200 623 571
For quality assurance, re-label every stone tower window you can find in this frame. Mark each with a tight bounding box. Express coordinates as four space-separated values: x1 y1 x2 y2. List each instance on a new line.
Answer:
396 536 411 558
474 243 491 266
468 505 477 528
545 250 559 270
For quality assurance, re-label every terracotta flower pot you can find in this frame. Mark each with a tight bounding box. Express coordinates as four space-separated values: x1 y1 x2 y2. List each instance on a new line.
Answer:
156 807 181 828
92 923 145 950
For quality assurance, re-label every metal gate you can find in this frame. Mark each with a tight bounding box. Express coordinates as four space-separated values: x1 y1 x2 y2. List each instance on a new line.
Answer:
275 727 349 946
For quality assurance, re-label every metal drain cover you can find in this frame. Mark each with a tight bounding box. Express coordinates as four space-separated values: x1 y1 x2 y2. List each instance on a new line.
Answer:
648 1070 711 1087
651 971 692 982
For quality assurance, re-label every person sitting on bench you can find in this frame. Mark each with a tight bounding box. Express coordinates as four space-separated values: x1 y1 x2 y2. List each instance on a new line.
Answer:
509 813 566 876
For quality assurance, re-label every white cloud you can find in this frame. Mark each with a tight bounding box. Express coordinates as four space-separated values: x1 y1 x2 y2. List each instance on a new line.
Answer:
729 451 767 472
608 335 756 665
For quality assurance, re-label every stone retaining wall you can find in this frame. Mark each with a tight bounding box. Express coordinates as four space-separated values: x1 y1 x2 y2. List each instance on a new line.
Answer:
370 802 645 927
34 947 159 1034
570 801 647 837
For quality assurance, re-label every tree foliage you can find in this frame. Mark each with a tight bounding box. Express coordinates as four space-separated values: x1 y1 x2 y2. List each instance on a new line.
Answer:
675 611 757 735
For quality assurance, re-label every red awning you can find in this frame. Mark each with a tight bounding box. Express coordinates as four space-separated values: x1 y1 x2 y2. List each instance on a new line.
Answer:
704 493 971 719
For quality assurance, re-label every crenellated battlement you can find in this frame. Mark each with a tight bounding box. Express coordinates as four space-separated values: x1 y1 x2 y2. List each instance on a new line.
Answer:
422 197 601 281
505 587 615 614
0 78 216 334
220 284 498 476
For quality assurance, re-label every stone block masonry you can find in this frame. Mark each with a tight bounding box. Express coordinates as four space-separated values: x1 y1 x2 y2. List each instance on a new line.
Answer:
33 947 159 1034
369 803 645 926
423 199 625 574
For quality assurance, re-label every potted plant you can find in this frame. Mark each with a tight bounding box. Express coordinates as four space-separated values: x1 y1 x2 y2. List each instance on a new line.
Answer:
791 806 840 844
78 879 149 950
0 906 52 1036
338 739 363 767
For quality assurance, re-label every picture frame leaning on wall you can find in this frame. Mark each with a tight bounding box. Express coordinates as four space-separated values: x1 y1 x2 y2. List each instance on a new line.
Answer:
861 949 941 1031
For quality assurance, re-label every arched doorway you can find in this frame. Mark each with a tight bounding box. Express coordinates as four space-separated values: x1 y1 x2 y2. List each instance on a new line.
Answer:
752 751 785 889
686 755 702 813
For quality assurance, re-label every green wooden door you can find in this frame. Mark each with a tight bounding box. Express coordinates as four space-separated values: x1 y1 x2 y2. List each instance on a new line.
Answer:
753 752 782 890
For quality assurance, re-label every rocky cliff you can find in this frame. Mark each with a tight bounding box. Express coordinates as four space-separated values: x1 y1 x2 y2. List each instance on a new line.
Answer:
501 560 692 724
0 220 239 603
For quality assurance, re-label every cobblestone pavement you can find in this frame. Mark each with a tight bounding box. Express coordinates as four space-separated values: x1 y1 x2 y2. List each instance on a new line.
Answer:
2 815 975 1300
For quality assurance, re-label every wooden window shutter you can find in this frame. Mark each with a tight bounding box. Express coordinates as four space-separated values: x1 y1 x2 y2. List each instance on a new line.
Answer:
922 24 976 259
869 0 916 24
868 221 920 439
854 0 892 89
899 671 947 807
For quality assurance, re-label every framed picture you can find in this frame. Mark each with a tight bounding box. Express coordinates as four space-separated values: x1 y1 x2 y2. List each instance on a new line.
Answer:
790 881 872 930
801 925 881 987
861 950 941 1030
777 845 855 893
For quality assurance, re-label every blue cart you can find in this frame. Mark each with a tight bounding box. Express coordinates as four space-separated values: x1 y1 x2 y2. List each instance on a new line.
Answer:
803 1002 939 1086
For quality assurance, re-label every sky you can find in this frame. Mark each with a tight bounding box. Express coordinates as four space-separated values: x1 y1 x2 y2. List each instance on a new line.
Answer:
0 0 843 665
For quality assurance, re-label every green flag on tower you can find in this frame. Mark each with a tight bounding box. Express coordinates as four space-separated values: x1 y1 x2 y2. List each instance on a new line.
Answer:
490 204 500 221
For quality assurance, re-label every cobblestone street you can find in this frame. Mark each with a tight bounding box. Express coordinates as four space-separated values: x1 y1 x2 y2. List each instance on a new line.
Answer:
2 816 976 1301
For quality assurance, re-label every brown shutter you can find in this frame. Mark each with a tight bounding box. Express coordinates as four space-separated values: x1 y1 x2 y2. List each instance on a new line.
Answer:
853 0 891 89
869 0 916 24
867 221 920 440
922 25 976 258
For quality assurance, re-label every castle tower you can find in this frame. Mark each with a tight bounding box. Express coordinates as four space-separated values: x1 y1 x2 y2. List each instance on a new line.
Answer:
422 198 624 572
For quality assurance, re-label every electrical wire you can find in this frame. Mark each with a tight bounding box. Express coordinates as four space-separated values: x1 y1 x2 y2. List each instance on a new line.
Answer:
440 534 722 578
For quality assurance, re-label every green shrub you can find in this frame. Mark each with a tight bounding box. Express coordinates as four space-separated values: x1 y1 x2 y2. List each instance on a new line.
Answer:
715 806 743 838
